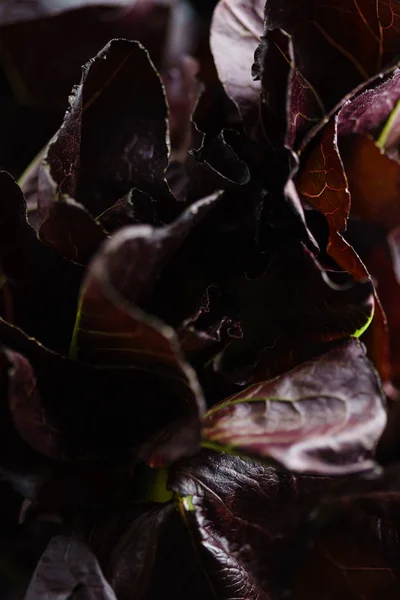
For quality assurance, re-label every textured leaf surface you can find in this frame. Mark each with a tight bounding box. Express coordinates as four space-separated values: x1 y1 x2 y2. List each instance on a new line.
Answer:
38 39 176 262
338 69 400 141
263 0 400 121
204 340 386 474
170 450 342 600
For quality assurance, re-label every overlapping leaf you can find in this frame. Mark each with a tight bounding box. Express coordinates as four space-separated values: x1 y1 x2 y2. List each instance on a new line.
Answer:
210 0 264 130
253 26 324 150
203 340 386 474
89 501 212 600
38 38 178 263
0 171 83 353
170 450 341 600
263 0 400 123
0 0 174 108
295 71 400 380
69 196 230 463
25 535 117 600
291 469 400 599
215 241 375 383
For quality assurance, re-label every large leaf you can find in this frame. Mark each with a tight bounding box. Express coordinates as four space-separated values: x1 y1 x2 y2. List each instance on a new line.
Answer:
25 535 117 600
210 1 324 150
0 311 203 464
215 241 375 383
38 39 176 263
298 70 400 253
169 450 342 600
0 171 83 353
295 73 400 379
203 339 386 474
69 197 228 462
71 192 221 361
295 115 391 384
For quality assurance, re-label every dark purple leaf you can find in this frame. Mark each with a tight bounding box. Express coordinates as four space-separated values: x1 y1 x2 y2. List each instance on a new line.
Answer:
338 69 400 141
0 1 174 108
92 503 172 600
25 535 117 600
298 69 400 260
296 112 392 381
263 0 400 123
71 191 221 345
0 171 83 354
169 449 342 600
5 349 61 462
216 242 375 383
78 499 212 600
0 311 202 464
290 468 400 599
203 339 386 474
69 196 227 463
38 38 177 262
285 50 325 150
142 181 266 350
254 27 324 150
